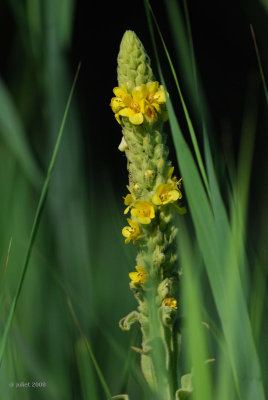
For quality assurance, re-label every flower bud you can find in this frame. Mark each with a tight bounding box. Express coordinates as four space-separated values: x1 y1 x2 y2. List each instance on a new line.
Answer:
117 30 154 92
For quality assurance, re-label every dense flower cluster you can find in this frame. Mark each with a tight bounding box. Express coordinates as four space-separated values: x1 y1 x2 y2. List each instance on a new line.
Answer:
111 80 183 311
120 164 182 310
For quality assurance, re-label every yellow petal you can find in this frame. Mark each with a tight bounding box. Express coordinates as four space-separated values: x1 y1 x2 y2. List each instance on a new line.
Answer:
152 103 161 112
129 113 144 125
130 208 139 218
135 266 146 274
122 93 134 107
129 272 139 282
139 98 145 114
152 194 162 205
155 184 166 195
147 81 159 93
168 167 174 179
122 226 131 238
110 97 124 113
155 86 166 103
144 105 157 123
124 194 134 205
118 107 135 117
138 216 151 224
113 86 128 98
169 190 181 202
132 84 147 100
124 206 130 214
149 206 155 219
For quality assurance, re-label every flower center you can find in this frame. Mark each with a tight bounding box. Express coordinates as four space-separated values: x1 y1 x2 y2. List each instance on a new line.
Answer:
141 209 149 216
131 101 140 112
147 93 154 103
160 191 169 202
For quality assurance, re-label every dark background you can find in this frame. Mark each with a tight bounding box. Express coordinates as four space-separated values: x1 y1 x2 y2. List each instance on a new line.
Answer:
71 0 268 247
72 0 268 177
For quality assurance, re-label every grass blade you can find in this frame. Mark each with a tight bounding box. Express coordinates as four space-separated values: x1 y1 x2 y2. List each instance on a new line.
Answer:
144 2 265 398
147 1 210 197
250 25 268 107
0 63 81 366
67 297 113 399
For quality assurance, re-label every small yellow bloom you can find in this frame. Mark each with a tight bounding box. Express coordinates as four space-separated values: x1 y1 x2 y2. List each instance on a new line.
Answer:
123 193 134 214
110 85 129 119
131 201 155 224
129 266 148 285
163 297 178 310
145 169 154 178
122 218 141 244
143 81 167 123
110 81 168 125
152 183 182 205
167 167 183 189
110 85 145 125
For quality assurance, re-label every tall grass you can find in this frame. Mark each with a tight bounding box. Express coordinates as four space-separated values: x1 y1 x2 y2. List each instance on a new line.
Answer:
0 1 267 399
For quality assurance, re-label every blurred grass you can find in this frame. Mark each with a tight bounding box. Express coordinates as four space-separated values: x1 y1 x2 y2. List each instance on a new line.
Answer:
0 1 267 399
146 0 267 399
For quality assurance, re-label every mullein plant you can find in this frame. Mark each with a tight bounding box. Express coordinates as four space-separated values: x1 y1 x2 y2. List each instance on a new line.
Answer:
110 31 189 399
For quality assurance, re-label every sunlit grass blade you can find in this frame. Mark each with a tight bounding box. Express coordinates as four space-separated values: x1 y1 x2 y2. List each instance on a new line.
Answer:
167 81 264 400
0 63 81 367
76 338 98 400
67 297 113 400
179 225 213 400
168 91 264 400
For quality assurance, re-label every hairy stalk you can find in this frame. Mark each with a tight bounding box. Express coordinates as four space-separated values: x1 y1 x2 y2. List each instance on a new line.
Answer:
110 31 185 399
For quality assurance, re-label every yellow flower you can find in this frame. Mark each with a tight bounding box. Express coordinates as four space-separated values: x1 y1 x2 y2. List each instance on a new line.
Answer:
123 193 134 214
167 167 183 189
163 297 178 310
152 183 182 205
110 81 168 125
131 201 155 224
122 218 141 244
110 85 129 117
143 81 167 123
129 266 148 285
110 85 145 125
